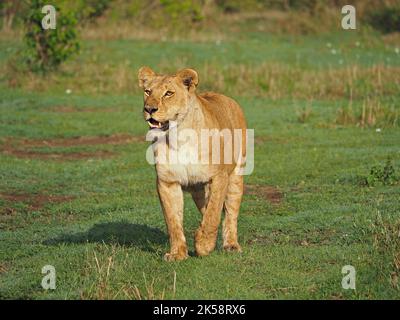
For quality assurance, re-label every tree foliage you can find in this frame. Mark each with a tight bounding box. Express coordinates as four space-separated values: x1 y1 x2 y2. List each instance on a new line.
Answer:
366 5 400 34
24 0 80 73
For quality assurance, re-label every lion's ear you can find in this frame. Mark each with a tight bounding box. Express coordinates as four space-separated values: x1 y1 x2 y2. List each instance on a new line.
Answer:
176 68 199 91
138 66 156 88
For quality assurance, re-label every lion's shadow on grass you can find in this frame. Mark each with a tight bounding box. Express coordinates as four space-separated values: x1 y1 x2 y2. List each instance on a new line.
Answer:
44 221 168 252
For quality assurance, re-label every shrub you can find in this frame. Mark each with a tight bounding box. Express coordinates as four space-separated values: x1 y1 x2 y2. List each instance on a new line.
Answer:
61 0 112 22
160 0 203 24
214 0 337 13
23 0 80 73
287 0 319 11
215 0 269 13
367 158 398 186
83 0 112 20
366 5 400 33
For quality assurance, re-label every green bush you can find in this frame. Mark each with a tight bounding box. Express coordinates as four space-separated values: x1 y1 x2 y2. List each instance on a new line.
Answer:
23 0 80 73
214 0 329 12
83 0 112 20
367 159 398 186
215 0 265 13
160 0 203 24
367 5 400 33
106 0 203 29
44 0 112 23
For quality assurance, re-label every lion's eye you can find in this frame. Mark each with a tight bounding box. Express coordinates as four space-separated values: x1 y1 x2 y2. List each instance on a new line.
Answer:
144 89 151 96
164 91 174 97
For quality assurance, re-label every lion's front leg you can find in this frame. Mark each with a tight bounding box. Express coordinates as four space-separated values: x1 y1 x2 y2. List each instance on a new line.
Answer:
157 179 188 261
195 172 229 256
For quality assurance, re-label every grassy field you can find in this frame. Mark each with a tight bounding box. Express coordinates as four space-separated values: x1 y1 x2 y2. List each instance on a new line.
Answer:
0 27 400 299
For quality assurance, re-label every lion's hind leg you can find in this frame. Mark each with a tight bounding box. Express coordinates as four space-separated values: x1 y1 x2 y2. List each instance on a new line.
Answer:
188 183 210 215
222 173 243 252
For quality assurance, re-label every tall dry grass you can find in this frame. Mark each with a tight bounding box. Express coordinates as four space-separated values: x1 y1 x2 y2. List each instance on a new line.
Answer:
335 98 399 128
5 60 400 102
80 245 177 300
371 213 400 290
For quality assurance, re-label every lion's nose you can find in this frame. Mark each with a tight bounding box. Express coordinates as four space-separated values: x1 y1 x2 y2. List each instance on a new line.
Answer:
144 105 158 114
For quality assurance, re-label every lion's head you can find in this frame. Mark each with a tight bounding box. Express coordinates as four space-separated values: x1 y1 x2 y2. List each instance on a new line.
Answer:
138 67 199 131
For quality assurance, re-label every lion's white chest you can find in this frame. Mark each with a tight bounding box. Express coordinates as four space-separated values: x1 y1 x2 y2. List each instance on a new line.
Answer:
154 140 209 185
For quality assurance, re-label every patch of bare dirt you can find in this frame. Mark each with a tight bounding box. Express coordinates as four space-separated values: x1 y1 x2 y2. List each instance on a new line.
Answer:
1 134 144 161
49 106 119 113
16 134 143 147
244 184 283 204
2 148 116 160
0 192 75 211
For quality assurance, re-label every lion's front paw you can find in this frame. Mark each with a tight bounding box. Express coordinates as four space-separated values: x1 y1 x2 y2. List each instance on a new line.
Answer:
195 229 217 257
164 250 188 262
223 243 242 253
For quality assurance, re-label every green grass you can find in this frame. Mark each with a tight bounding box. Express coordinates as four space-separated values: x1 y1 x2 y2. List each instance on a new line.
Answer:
0 29 399 299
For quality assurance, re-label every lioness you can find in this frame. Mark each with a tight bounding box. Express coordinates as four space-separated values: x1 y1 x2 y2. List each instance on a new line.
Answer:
138 67 247 261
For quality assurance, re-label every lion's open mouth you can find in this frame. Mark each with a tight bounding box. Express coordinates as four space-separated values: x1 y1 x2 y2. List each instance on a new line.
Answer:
147 118 169 130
